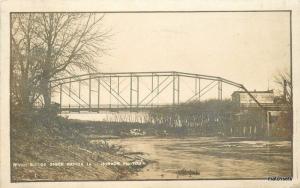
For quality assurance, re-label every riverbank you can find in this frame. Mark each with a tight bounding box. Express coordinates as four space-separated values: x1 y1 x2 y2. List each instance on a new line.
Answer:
11 113 147 182
11 113 292 181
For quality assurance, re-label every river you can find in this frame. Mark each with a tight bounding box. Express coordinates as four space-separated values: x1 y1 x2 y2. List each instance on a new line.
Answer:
108 136 292 180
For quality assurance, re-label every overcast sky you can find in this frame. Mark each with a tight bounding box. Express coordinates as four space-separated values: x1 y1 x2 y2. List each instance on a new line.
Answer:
97 12 290 92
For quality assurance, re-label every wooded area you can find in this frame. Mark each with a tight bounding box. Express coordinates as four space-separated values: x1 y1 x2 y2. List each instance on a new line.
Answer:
11 13 110 112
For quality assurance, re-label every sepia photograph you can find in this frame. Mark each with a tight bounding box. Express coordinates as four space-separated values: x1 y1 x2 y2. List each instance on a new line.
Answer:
1 3 297 186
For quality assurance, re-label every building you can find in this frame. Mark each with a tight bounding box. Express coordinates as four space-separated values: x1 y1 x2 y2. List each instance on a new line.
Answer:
232 90 274 108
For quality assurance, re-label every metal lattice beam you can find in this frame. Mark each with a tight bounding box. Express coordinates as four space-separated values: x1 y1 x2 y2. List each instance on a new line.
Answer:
50 71 265 111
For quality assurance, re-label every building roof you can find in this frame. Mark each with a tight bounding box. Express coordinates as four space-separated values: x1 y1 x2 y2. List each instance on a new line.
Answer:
232 90 274 94
231 90 274 97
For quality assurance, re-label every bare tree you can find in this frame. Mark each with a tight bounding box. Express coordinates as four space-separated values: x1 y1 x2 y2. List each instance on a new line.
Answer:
273 68 292 105
11 14 43 111
11 13 110 111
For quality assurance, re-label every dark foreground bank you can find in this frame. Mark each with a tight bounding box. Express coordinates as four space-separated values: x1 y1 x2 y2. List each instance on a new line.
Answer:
10 113 147 182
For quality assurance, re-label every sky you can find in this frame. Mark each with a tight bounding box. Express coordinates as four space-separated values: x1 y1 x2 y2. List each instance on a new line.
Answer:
97 12 290 92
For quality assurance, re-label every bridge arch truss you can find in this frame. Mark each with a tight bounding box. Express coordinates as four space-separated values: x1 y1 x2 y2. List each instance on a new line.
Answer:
49 71 263 112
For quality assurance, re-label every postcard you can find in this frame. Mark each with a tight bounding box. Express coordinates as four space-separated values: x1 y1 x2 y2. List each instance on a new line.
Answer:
1 0 300 188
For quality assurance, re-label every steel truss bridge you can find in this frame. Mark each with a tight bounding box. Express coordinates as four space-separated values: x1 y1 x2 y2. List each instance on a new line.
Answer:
49 71 264 112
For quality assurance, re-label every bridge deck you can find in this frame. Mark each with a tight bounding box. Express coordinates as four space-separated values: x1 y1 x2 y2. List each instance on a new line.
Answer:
58 104 290 113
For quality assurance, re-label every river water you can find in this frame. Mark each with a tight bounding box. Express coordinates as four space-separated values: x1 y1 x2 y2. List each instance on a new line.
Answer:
108 136 292 180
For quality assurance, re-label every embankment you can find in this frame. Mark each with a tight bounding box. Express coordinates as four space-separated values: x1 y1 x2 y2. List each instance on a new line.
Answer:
11 112 147 182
